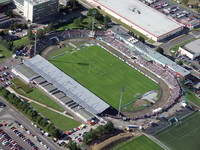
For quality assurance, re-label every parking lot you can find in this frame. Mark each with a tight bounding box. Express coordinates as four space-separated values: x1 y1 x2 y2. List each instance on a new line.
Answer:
140 0 200 28
0 99 63 150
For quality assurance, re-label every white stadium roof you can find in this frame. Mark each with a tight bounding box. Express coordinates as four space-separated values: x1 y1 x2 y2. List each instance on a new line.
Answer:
24 55 110 115
92 0 182 38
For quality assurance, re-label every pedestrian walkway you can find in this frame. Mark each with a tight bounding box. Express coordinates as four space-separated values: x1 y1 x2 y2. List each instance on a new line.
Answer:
6 87 74 120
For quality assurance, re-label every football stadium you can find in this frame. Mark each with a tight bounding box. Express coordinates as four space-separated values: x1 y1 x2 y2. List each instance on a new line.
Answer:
87 0 183 41
12 29 190 123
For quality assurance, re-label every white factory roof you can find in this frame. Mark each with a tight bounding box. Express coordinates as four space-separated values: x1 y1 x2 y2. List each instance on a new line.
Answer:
25 0 51 5
93 0 182 37
184 39 200 54
24 55 110 115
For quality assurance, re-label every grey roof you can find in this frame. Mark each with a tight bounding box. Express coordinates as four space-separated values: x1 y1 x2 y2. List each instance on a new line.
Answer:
33 76 46 84
13 64 39 80
42 84 57 92
184 39 200 54
24 55 110 115
0 0 11 5
53 92 66 99
93 0 182 37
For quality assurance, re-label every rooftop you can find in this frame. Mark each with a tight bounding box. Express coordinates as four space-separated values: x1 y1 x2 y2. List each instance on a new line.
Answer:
25 0 52 5
0 0 11 5
24 55 110 115
110 26 190 77
13 64 39 80
184 39 200 54
93 0 182 37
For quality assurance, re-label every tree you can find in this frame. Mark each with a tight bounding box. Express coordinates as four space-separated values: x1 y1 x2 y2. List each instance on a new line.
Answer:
27 27 34 40
73 17 82 27
67 141 80 150
36 29 45 39
138 36 145 43
156 47 164 55
46 23 54 32
177 60 183 66
103 16 111 29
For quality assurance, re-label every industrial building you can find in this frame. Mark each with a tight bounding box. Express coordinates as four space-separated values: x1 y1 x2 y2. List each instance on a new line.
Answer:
179 39 200 60
87 0 183 41
13 0 59 22
12 55 110 121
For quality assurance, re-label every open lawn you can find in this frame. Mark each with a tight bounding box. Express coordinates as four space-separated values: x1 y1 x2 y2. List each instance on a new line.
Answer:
170 38 196 54
12 78 33 93
26 88 65 112
112 135 163 150
186 91 200 106
156 112 200 150
13 36 30 48
31 102 80 131
0 42 12 61
48 45 159 109
11 83 64 112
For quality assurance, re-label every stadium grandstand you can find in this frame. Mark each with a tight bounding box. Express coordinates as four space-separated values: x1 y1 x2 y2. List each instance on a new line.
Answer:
107 27 190 77
87 0 183 41
12 55 110 122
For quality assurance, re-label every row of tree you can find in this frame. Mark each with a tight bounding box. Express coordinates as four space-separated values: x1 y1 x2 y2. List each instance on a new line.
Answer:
27 24 54 40
0 87 62 139
83 121 115 145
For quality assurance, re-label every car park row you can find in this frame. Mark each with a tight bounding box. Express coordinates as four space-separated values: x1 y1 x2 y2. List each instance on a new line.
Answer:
0 120 52 150
141 0 200 28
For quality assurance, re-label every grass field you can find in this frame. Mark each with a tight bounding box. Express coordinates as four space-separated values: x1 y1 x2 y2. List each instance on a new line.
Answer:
186 91 200 106
31 102 80 131
48 45 159 109
0 42 12 61
156 112 200 150
12 78 33 93
170 38 196 54
13 36 30 48
112 135 163 150
11 83 64 112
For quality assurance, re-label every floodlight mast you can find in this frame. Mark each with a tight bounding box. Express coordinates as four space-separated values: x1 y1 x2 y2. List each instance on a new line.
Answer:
118 88 125 117
34 31 37 56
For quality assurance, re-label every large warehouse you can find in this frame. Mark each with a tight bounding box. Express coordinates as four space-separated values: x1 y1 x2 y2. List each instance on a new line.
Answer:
179 39 200 60
87 0 183 41
12 55 110 121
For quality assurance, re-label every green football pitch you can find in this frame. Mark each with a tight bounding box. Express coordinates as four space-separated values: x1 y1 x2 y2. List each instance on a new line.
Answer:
112 135 163 150
48 45 159 109
156 112 200 150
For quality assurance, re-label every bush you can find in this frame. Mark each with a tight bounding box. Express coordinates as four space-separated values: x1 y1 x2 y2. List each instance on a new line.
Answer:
12 78 33 93
83 121 115 145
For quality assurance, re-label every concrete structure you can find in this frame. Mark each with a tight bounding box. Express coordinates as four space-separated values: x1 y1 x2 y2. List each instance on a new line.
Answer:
87 0 183 41
110 26 190 77
179 39 200 60
0 0 11 6
11 64 39 83
12 55 110 121
13 0 59 22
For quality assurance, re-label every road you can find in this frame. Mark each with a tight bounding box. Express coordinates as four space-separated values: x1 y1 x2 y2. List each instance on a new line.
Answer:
0 97 63 150
160 33 194 55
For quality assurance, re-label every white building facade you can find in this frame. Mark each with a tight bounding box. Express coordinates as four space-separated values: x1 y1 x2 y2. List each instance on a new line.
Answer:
13 0 59 23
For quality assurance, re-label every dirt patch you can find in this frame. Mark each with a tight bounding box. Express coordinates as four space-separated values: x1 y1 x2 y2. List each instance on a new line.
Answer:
90 132 141 150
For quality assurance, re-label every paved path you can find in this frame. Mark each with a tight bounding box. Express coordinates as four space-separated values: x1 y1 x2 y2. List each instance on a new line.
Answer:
6 87 74 120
